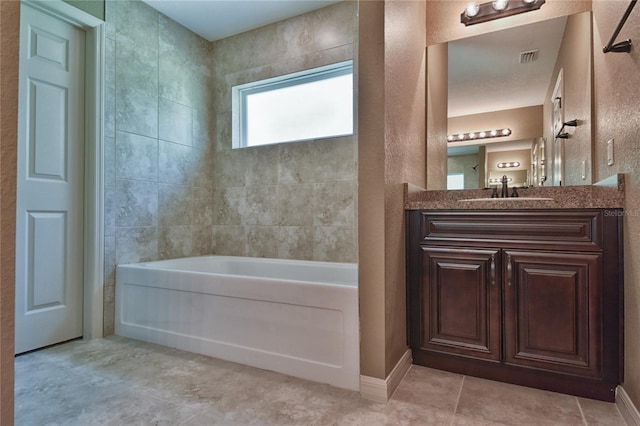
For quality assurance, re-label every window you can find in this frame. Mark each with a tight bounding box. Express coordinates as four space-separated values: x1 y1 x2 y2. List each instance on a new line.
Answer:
232 61 353 149
447 173 465 190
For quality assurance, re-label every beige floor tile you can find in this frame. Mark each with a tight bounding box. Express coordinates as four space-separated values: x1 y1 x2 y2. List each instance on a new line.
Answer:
314 397 453 426
456 376 584 425
578 397 626 426
15 337 621 426
451 413 511 425
390 365 464 412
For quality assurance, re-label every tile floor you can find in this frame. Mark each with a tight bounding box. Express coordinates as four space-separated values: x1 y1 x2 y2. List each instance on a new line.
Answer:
15 336 626 425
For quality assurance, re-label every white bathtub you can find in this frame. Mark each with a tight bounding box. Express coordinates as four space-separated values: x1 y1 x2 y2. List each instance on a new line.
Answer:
115 256 359 390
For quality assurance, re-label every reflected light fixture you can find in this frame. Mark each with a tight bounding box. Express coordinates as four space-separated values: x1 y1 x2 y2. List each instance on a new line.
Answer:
447 128 511 142
497 161 520 168
489 177 512 184
461 0 545 26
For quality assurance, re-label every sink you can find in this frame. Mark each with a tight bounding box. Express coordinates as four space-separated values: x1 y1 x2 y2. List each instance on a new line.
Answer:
458 197 554 202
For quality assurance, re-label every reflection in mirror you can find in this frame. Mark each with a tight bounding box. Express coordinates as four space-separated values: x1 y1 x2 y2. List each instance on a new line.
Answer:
444 11 592 189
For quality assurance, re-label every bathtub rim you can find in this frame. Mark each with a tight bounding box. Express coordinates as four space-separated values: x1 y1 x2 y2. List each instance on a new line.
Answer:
117 255 358 287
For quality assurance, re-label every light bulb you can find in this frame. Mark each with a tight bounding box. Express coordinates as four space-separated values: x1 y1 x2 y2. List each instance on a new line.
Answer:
490 130 498 136
465 2 480 17
469 133 476 139
501 128 511 135
458 134 465 140
479 131 487 138
492 0 508 11
447 135 455 141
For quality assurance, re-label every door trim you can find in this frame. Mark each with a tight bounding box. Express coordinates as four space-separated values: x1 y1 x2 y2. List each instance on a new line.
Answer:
22 0 104 340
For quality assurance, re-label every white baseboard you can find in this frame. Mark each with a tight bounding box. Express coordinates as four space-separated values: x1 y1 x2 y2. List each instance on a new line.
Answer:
617 386 640 426
360 349 412 403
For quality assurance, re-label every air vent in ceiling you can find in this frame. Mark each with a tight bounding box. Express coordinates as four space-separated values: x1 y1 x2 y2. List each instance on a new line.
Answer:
519 49 539 64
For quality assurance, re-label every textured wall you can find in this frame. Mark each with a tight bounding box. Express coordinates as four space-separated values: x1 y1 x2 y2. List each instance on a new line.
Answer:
103 0 215 334
383 0 427 376
426 0 592 45
358 0 427 379
592 0 640 410
426 43 448 190
543 11 593 186
0 1 18 422
210 2 358 262
358 1 387 380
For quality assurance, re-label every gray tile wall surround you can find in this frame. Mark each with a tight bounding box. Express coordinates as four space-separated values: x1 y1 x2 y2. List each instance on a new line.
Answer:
104 0 215 334
103 0 358 334
211 1 358 263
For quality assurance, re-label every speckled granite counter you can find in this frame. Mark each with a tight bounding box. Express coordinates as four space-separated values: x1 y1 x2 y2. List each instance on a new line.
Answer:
404 174 625 210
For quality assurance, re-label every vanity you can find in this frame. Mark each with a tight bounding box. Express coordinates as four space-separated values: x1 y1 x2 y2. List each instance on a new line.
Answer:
405 177 624 401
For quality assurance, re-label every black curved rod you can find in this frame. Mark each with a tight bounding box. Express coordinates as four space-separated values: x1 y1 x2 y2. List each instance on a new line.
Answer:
603 0 637 53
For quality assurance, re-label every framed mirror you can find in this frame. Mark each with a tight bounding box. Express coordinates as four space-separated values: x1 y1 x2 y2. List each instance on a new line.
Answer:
443 11 592 189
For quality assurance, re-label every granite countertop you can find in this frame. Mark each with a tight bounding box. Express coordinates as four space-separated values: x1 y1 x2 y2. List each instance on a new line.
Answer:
404 174 625 210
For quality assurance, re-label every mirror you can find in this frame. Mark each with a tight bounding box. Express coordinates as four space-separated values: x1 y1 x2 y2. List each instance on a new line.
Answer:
443 11 593 189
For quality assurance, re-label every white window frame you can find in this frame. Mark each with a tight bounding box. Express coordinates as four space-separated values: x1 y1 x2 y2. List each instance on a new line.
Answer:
232 60 354 149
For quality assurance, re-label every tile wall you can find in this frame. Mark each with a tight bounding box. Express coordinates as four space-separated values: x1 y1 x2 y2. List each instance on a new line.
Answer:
210 1 358 262
103 0 358 334
103 0 214 334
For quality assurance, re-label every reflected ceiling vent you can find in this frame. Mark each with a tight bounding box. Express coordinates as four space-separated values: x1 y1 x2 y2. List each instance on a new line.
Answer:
519 49 539 63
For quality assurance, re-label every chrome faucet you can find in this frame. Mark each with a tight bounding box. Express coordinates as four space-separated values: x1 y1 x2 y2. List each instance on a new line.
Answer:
501 175 509 198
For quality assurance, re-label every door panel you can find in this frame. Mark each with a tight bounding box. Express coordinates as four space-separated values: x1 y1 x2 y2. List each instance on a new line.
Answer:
504 250 602 377
418 246 501 361
29 79 68 179
15 4 85 354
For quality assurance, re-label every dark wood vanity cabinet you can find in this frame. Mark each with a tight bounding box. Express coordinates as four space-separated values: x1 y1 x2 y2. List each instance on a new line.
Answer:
406 210 623 401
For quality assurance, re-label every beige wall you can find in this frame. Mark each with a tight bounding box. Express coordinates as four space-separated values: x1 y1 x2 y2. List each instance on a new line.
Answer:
426 0 592 45
358 0 387 379
449 106 544 142
426 42 448 190
0 1 18 423
543 11 593 185
359 0 426 379
592 0 640 410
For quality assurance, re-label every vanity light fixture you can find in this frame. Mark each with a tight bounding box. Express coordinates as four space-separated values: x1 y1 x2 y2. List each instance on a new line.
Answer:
497 161 521 168
447 128 511 143
461 0 545 26
489 177 512 184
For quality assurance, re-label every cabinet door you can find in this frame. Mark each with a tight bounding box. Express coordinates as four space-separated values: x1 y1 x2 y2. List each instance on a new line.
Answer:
503 250 602 378
417 247 502 361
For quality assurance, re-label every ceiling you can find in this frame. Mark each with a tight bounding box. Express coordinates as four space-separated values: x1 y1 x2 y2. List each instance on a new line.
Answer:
141 0 340 42
448 15 568 118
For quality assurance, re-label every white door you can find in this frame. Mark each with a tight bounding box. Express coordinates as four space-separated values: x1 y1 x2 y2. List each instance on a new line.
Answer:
15 4 86 354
